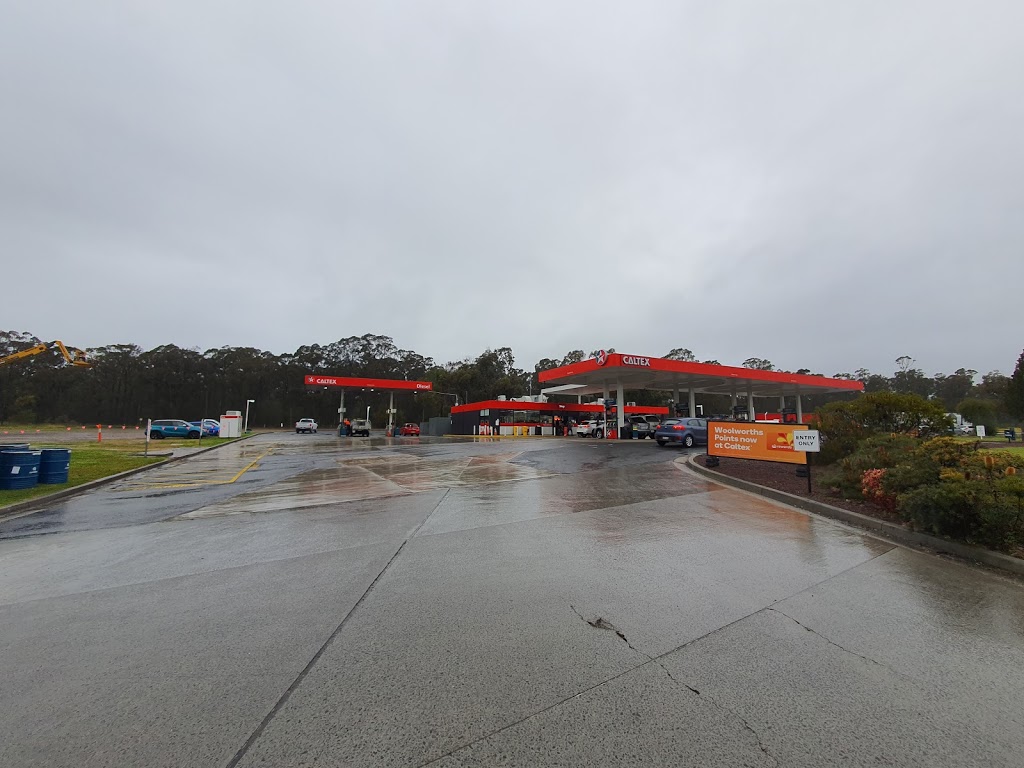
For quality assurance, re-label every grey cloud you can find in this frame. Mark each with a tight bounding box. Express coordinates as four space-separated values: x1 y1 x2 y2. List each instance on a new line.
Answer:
2 1 1022 377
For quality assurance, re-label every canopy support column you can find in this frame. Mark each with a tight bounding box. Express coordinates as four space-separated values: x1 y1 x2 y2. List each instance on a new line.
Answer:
616 381 625 436
747 391 755 422
796 391 804 423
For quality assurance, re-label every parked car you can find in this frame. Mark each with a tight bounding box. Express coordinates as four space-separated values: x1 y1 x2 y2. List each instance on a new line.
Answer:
150 419 200 439
188 419 220 437
295 418 318 434
575 420 605 439
350 418 372 437
654 418 709 448
625 415 653 439
399 422 420 436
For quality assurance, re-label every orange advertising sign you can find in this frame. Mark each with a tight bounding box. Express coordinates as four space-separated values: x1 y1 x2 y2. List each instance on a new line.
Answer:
707 421 809 465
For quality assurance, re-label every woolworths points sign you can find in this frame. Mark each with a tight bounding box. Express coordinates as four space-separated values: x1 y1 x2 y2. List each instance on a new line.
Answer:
708 422 809 465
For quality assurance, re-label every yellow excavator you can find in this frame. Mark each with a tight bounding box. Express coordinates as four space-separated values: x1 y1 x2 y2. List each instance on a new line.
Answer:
0 340 91 368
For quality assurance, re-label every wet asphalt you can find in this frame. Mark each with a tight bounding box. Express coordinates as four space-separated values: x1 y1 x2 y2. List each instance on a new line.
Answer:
1 432 1023 767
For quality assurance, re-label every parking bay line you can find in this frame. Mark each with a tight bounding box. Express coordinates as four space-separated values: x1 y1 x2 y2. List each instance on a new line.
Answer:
120 448 275 491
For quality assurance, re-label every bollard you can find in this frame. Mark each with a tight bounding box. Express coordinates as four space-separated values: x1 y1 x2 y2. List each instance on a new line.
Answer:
97 424 102 443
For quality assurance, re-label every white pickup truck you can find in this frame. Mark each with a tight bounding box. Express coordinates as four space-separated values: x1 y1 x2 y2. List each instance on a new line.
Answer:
295 418 318 434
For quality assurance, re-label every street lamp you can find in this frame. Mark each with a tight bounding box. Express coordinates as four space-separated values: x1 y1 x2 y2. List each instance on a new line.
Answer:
244 399 255 433
433 391 460 406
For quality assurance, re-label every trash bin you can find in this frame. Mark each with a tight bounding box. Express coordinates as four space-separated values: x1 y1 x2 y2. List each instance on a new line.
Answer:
620 423 633 439
1005 429 1017 442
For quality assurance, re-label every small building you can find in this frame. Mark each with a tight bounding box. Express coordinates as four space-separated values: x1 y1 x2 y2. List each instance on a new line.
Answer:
450 398 668 436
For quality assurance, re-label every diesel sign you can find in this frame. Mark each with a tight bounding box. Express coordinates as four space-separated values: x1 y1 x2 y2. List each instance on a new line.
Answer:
622 356 652 367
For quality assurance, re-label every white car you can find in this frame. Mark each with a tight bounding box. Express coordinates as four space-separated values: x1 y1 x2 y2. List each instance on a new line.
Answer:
295 418 318 434
575 420 605 439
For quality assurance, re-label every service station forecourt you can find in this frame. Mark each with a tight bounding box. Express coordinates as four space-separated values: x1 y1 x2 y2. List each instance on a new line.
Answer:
304 375 433 435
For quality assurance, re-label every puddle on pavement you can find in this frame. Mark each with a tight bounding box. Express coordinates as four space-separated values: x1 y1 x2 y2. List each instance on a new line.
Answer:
175 451 556 519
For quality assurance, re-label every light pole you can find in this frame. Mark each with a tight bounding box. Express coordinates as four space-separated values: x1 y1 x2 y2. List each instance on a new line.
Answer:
244 399 255 433
434 392 460 406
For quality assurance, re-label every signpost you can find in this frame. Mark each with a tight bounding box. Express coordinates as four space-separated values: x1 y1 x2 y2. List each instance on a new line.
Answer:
792 429 820 493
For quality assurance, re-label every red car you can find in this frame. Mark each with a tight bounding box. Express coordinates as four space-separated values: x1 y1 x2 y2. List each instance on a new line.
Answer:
399 422 421 436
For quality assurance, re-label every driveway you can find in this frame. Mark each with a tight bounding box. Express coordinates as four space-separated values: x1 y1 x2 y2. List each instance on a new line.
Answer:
1 433 1021 767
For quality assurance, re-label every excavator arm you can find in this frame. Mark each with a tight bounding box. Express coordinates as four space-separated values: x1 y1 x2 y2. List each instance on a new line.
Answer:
0 343 49 366
0 341 91 367
51 341 91 367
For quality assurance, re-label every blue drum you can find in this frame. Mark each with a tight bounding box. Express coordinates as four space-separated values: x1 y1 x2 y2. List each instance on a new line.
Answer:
0 450 42 490
39 448 71 484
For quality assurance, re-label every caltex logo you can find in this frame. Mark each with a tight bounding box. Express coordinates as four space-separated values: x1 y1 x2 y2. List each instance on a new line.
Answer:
595 350 608 366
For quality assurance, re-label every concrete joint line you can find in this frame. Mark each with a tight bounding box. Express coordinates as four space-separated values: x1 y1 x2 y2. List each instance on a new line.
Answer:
569 606 774 765
223 488 451 768
419 550 898 768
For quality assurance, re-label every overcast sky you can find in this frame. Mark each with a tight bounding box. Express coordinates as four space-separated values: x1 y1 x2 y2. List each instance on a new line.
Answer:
2 1 1021 378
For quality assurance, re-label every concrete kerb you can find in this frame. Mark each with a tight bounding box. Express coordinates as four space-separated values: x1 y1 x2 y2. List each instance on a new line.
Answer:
681 453 1024 579
0 433 261 523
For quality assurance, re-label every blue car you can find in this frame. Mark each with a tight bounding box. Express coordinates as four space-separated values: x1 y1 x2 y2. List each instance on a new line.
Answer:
654 418 709 448
150 419 200 439
189 419 221 437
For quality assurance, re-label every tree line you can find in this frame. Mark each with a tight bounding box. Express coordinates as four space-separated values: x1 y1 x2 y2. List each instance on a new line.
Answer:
1 331 1021 429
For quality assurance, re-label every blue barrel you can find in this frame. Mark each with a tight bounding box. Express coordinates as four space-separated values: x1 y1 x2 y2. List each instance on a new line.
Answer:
0 443 31 451
39 448 71 484
0 450 42 490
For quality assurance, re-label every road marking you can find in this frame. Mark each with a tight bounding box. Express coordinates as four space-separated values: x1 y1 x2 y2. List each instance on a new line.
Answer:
118 448 275 491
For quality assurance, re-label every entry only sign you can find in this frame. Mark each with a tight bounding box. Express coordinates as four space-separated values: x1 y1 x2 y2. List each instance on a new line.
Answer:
793 430 821 452
707 421 810 465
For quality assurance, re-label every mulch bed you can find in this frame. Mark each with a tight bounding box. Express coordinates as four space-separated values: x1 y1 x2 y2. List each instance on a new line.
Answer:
698 454 903 523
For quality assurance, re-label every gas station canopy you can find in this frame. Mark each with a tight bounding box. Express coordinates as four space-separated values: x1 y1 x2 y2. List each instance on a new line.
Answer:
538 354 862 399
304 375 433 392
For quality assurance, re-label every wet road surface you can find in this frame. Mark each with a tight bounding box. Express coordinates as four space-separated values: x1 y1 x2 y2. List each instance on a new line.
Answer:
1 433 1022 767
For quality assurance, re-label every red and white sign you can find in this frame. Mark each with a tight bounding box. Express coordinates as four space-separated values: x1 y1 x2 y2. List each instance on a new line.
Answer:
304 375 433 392
595 350 608 366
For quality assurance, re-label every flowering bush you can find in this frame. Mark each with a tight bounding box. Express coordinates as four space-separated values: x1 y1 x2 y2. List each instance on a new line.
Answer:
861 468 897 511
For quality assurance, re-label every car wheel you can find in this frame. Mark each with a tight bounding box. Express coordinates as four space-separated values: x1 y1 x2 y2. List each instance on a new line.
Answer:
313 429 317 433
188 431 200 439
657 440 666 447
684 434 695 448
595 429 604 440
150 431 163 439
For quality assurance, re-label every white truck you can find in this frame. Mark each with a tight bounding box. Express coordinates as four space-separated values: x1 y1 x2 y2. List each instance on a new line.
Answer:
946 413 973 435
295 418 318 434
350 418 371 437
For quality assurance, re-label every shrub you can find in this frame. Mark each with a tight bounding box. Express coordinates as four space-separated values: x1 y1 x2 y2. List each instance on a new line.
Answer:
833 434 920 497
861 469 896 511
898 482 981 541
919 436 976 468
880 454 940 497
812 392 951 465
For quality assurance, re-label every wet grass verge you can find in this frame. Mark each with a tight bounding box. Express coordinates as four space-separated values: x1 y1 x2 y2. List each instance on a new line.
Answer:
0 443 165 508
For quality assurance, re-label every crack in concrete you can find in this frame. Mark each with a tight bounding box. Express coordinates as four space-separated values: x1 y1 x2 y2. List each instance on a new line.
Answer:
686 686 779 767
570 605 775 765
767 607 888 670
570 604 648 657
